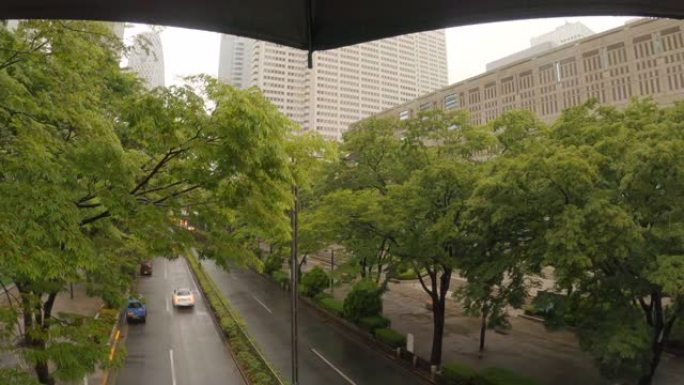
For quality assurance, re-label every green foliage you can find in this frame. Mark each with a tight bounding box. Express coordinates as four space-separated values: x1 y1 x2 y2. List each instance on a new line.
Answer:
438 363 478 385
396 268 418 280
0 369 40 385
373 328 406 349
0 20 294 383
358 315 391 333
343 280 383 322
263 255 284 276
186 253 283 385
300 267 330 298
316 294 344 316
272 270 290 288
477 367 541 385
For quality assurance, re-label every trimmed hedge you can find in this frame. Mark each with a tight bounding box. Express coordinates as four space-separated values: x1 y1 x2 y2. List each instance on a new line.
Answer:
436 364 539 385
358 315 391 333
374 328 406 349
437 363 478 385
478 367 541 385
186 254 283 385
317 294 344 316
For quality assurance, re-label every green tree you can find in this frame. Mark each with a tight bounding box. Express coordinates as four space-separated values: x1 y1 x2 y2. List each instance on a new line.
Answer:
0 21 293 384
458 110 548 353
473 100 683 384
384 110 491 366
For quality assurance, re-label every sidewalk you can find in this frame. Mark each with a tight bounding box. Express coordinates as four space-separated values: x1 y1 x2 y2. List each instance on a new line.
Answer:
382 280 684 385
0 284 107 384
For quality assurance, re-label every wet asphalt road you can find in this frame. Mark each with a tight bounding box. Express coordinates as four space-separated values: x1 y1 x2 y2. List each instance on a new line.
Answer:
116 258 245 385
203 260 429 385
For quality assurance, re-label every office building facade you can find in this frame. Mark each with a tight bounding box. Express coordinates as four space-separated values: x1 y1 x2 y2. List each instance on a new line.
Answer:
128 31 165 89
487 21 595 71
375 18 684 126
219 30 448 140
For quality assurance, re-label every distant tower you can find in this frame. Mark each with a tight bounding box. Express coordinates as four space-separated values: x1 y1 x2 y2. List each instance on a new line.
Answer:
218 34 254 89
128 31 165 89
109 22 125 42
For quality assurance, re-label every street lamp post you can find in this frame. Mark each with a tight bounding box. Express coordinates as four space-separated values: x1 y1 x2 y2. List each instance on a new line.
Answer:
290 184 299 385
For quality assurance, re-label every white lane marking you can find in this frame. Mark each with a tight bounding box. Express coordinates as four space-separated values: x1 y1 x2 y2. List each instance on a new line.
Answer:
252 295 272 314
164 259 168 279
311 348 358 385
169 349 177 385
166 297 171 313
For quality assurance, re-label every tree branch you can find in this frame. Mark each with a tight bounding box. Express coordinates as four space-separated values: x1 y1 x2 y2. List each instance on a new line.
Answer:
130 148 185 195
80 210 111 226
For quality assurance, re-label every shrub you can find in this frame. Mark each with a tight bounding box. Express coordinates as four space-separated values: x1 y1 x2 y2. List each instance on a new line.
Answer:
396 269 418 280
358 315 391 333
263 255 284 276
374 328 406 349
300 267 330 297
272 270 290 288
343 279 383 322
477 367 541 385
438 363 478 385
317 295 344 316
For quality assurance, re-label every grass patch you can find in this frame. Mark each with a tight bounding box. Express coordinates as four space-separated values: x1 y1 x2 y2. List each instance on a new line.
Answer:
357 315 391 334
374 327 406 349
186 254 285 385
315 293 344 316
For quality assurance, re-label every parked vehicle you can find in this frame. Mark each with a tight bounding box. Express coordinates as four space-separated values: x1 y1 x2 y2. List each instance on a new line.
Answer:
126 298 147 323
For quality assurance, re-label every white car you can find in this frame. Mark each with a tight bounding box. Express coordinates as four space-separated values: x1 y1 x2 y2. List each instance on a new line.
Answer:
172 288 195 307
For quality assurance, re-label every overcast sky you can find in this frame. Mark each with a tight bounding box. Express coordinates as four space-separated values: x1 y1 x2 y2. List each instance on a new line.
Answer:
125 16 637 87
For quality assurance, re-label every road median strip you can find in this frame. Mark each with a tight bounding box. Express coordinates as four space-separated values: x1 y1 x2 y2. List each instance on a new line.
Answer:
186 253 287 385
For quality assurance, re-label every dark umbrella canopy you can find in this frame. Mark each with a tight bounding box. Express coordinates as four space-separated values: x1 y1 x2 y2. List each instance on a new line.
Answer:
2 0 684 51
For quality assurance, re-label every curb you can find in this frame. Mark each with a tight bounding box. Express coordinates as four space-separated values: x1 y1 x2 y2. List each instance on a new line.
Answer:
100 308 125 385
185 257 251 385
518 313 545 324
256 272 435 385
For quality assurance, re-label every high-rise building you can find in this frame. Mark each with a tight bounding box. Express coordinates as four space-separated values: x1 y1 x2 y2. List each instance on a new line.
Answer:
487 21 594 71
127 31 165 89
219 30 448 140
218 35 254 89
375 18 684 126
109 22 125 42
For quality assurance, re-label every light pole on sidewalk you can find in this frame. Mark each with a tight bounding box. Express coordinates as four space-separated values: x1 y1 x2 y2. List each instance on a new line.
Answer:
290 184 299 385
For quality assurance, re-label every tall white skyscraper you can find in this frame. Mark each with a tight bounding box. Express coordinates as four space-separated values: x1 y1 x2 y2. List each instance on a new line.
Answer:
218 35 254 89
219 31 448 140
128 31 165 89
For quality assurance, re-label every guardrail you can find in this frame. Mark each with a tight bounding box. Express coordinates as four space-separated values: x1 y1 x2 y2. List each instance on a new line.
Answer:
186 253 287 385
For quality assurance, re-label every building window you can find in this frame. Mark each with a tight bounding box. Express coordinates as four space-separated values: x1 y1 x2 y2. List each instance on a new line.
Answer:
419 102 433 111
444 93 459 110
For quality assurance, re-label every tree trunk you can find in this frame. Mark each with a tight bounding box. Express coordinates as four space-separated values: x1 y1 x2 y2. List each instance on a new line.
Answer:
429 267 452 367
430 293 445 366
479 304 488 353
35 360 54 385
18 286 59 385
297 254 307 283
637 292 674 385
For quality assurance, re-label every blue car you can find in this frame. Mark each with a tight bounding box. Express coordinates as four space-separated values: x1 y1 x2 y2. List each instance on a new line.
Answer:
126 298 147 323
